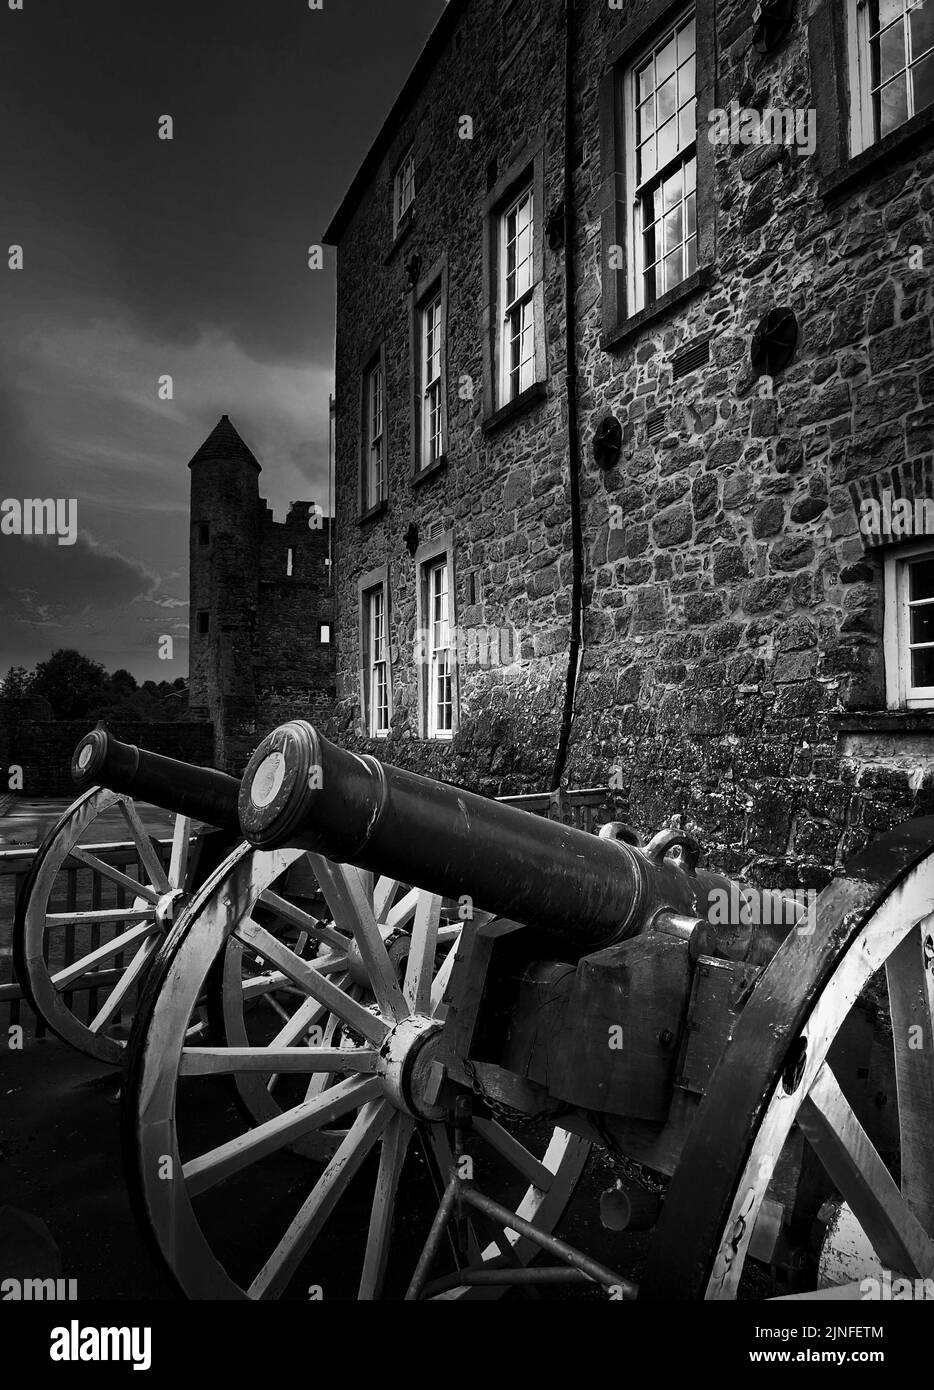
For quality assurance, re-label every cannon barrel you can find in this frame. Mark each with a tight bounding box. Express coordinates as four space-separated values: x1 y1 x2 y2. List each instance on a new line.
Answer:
72 727 241 834
238 721 751 951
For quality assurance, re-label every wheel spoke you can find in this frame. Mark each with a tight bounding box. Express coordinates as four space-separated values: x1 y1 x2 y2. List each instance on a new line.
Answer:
258 889 350 954
384 887 419 933
46 906 155 927
117 799 172 892
267 991 331 1048
358 1112 415 1299
798 1063 934 1278
87 934 160 1033
430 938 461 1016
178 1046 378 1076
167 815 192 891
886 919 934 1234
373 877 403 923
51 919 161 990
67 847 161 904
249 1098 389 1299
235 919 389 1045
183 1075 381 1197
309 856 408 1022
473 1117 554 1192
404 892 443 1015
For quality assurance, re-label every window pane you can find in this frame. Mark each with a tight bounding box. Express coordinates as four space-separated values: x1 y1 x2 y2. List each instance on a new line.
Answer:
664 204 683 255
911 1 934 59
637 95 655 137
871 0 904 33
684 154 697 192
663 166 683 210
664 246 683 292
877 73 909 134
686 189 696 237
636 58 654 104
678 54 696 105
911 645 934 688
679 97 697 148
685 235 697 276
909 557 934 600
657 115 678 166
656 35 676 83
879 19 907 82
638 134 656 181
911 605 934 645
912 49 934 115
677 16 696 63
657 73 677 123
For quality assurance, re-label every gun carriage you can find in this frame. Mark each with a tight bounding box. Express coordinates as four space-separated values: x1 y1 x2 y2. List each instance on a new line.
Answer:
119 720 934 1301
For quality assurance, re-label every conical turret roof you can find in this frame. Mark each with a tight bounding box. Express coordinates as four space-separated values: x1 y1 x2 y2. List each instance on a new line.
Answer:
188 415 261 471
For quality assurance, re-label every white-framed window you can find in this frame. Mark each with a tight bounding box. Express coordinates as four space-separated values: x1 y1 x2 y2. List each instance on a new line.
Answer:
394 148 416 234
426 558 454 739
364 584 390 737
420 291 444 469
848 0 934 154
318 621 331 645
884 540 934 708
499 185 536 404
625 9 697 314
363 358 385 510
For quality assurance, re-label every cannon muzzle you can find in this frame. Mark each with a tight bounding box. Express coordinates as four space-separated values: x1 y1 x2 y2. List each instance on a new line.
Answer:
237 721 749 951
72 727 241 834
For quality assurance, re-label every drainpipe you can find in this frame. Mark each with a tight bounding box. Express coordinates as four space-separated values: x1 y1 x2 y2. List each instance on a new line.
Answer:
550 0 584 792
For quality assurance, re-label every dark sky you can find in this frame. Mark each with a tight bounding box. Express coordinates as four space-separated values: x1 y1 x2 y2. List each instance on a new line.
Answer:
0 0 446 680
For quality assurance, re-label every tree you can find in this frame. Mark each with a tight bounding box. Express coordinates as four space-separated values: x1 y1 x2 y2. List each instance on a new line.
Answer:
30 649 111 721
0 666 34 706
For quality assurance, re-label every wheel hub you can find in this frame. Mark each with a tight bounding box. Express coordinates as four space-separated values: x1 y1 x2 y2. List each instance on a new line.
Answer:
378 1015 446 1120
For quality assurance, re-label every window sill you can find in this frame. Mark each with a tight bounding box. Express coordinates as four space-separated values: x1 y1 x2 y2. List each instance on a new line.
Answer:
481 381 548 435
412 454 448 486
820 106 934 200
601 266 713 353
385 210 416 263
831 710 934 734
359 499 387 525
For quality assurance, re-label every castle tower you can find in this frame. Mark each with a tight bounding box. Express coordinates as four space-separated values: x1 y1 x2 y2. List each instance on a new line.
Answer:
187 415 263 767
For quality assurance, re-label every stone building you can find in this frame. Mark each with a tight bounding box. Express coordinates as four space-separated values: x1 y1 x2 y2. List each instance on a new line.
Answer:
188 415 335 772
323 0 934 894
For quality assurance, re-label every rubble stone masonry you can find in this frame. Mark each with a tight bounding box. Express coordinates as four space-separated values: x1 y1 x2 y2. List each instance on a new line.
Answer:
327 0 934 893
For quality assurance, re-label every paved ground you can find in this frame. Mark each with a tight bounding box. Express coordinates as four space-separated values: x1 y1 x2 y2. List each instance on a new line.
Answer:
0 797 182 850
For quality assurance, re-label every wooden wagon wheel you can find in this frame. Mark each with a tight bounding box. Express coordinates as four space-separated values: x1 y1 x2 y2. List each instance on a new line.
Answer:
641 817 934 1300
12 786 198 1065
208 853 445 1159
123 842 590 1299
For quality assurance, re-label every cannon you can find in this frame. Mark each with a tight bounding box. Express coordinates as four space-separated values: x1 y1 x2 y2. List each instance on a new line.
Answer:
13 728 242 1063
123 721 934 1301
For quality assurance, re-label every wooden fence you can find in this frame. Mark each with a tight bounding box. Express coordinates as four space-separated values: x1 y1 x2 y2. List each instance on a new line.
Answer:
0 838 175 1041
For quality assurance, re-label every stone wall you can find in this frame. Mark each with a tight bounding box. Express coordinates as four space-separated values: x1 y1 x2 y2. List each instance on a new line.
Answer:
329 0 934 886
0 719 215 798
